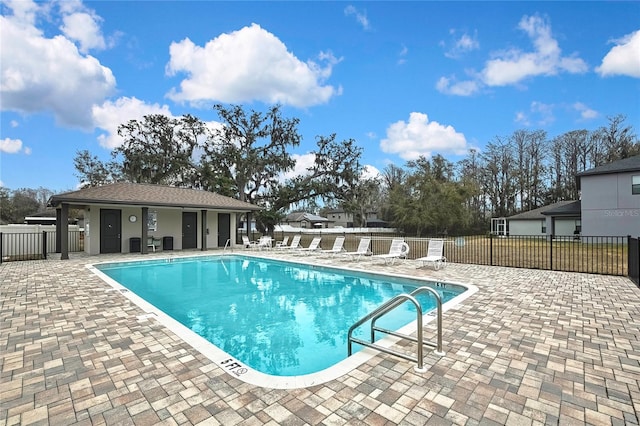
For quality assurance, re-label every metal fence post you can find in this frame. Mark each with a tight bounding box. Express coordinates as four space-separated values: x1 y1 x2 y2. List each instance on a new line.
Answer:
550 234 554 271
489 233 493 266
0 232 3 264
42 230 48 260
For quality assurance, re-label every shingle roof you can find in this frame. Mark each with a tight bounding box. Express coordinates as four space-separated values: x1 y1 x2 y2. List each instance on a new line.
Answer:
577 155 640 177
48 183 261 211
285 212 330 222
507 200 579 220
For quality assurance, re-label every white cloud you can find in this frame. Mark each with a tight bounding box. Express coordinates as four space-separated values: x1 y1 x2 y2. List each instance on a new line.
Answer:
279 153 316 182
398 44 408 65
10 120 19 128
437 15 588 96
436 76 480 96
482 15 587 86
0 137 23 154
166 23 342 108
60 11 107 53
443 29 479 59
573 102 598 120
344 5 370 30
596 30 640 78
92 97 173 149
0 1 116 128
514 101 556 126
380 112 467 161
361 165 380 180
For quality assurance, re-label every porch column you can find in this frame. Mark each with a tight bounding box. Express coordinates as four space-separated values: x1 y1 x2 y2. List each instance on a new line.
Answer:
201 210 207 251
141 207 149 254
60 203 69 260
55 209 62 253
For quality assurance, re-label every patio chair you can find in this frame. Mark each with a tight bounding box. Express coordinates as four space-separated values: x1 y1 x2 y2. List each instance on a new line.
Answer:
371 239 409 265
147 236 160 252
339 237 371 261
415 239 447 270
241 235 257 249
254 236 273 250
276 234 301 250
295 236 322 254
320 236 346 256
275 236 289 248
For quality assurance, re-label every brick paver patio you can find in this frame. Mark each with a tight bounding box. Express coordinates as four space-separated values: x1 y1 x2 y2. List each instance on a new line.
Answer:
1 251 639 425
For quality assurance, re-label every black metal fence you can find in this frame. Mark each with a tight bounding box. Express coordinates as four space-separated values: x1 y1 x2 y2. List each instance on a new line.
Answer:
630 237 639 287
0 231 84 263
1 229 635 281
271 231 633 278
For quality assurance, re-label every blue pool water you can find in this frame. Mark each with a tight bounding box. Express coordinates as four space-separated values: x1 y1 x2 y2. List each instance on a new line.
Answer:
96 255 465 376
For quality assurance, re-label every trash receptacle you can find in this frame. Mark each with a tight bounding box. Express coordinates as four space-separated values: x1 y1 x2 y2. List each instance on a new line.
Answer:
130 237 141 253
163 236 173 250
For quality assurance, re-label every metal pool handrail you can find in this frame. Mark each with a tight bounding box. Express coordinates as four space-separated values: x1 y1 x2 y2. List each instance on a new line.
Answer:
347 286 444 372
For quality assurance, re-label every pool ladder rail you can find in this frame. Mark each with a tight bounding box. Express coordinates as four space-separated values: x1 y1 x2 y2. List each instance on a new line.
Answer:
347 286 444 372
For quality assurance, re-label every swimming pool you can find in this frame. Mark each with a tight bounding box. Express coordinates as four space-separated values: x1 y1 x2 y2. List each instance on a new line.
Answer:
90 253 475 388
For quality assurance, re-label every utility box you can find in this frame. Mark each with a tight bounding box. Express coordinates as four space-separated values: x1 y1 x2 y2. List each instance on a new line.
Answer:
129 237 141 253
163 236 173 250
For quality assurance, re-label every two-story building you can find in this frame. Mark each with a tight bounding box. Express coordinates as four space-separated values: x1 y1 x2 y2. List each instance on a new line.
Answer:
495 155 640 238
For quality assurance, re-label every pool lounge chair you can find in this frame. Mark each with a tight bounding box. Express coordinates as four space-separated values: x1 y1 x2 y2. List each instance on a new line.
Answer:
242 235 261 249
295 237 322 254
319 236 346 256
254 236 273 250
339 237 371 261
415 238 447 270
275 236 289 248
276 234 301 250
371 239 410 265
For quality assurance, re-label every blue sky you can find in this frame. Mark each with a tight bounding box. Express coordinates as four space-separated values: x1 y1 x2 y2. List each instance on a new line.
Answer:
1 1 639 192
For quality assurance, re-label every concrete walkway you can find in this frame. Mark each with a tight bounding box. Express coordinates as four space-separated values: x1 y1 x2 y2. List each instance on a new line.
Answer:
1 251 639 425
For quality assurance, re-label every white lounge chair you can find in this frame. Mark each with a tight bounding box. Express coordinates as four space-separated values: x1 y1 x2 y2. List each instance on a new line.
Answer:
276 235 301 250
340 237 371 261
320 236 345 256
295 237 322 254
254 236 272 250
416 239 447 270
275 236 289 248
242 235 261 249
371 239 410 265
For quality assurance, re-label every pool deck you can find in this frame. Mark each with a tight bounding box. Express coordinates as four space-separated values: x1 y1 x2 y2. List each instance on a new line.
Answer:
1 250 639 425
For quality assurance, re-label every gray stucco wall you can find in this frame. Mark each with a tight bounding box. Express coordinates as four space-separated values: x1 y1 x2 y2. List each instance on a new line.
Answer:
580 172 640 236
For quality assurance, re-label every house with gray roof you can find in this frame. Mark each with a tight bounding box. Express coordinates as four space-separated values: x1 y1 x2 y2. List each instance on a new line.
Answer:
283 212 332 228
48 183 261 259
493 200 582 238
493 155 640 238
576 155 640 237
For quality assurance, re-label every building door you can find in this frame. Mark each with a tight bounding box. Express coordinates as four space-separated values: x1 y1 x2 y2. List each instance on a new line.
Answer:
182 212 197 249
218 213 231 247
100 209 121 253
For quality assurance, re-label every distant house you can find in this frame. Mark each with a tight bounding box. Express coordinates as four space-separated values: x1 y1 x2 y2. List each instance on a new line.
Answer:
24 211 79 226
48 182 261 259
325 209 387 228
577 155 640 236
283 212 332 229
493 155 640 238
493 200 581 237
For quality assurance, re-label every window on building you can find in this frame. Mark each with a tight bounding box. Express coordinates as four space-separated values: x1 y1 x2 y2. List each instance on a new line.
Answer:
633 175 640 195
541 220 546 233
